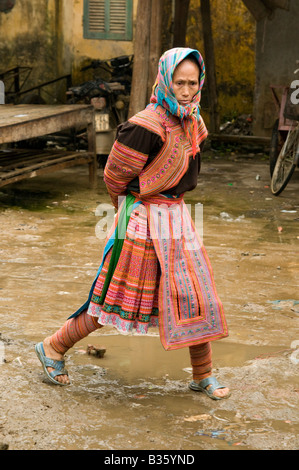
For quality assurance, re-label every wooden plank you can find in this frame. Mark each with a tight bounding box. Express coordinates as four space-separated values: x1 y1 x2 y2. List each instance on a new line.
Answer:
0 105 95 144
0 104 97 189
0 152 92 180
0 104 92 127
0 155 93 188
0 150 71 171
209 133 271 145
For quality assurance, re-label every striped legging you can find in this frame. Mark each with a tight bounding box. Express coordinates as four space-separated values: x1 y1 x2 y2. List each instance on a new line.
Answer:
49 310 212 382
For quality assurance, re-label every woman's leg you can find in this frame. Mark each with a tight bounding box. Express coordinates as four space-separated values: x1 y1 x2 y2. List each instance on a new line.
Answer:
189 342 213 381
189 342 230 399
42 310 102 384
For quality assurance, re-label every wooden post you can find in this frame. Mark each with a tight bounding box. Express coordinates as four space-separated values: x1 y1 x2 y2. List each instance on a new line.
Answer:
147 0 163 102
87 121 97 188
200 0 220 133
173 0 190 47
128 0 152 118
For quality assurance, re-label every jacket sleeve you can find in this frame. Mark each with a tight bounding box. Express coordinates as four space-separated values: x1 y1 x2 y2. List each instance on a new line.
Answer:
104 121 163 208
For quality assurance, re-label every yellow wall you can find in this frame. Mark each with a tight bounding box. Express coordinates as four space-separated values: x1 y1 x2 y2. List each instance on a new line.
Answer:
60 0 138 83
0 0 58 92
0 0 137 101
187 0 256 123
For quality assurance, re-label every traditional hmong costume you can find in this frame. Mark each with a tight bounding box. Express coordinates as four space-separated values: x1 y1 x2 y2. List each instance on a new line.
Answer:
71 47 228 351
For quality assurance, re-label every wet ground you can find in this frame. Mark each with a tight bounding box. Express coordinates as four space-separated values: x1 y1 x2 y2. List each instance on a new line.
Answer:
0 148 298 451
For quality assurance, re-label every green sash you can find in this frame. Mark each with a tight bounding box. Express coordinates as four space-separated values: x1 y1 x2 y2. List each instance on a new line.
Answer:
99 193 137 304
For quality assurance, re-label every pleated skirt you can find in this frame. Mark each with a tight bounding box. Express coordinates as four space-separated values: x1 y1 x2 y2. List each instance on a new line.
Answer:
87 203 160 334
85 196 228 350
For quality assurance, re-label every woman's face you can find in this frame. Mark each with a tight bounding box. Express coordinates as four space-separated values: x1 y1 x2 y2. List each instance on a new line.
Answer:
172 59 200 107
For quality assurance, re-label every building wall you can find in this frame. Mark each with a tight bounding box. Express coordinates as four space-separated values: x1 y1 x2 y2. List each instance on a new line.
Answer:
0 0 58 96
60 0 138 84
0 0 137 102
253 0 299 135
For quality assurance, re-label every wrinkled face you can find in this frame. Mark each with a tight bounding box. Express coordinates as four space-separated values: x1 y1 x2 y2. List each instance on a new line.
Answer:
172 59 200 106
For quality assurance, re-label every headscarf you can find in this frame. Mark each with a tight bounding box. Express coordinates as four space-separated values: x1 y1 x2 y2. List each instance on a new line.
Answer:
150 47 206 158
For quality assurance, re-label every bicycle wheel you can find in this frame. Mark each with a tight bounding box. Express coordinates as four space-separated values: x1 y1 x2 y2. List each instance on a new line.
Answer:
271 124 299 196
269 119 287 176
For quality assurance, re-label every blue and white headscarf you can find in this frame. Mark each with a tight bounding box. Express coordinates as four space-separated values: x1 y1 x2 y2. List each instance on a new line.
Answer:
150 47 206 157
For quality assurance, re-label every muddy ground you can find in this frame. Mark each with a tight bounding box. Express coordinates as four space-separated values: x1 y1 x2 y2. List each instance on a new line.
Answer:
0 146 298 451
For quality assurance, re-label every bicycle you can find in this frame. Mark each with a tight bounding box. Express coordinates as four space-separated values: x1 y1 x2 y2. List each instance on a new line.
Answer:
269 64 299 196
271 120 299 195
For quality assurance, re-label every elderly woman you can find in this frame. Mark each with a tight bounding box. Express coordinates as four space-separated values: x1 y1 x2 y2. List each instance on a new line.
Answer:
35 48 230 400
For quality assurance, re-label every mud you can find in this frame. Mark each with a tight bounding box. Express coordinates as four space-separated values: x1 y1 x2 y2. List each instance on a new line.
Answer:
0 150 298 451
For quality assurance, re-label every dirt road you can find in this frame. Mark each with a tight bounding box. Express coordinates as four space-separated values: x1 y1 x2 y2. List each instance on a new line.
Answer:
0 150 298 450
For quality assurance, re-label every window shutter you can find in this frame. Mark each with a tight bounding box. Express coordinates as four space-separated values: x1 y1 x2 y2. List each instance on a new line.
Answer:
88 0 105 33
109 0 127 35
84 0 133 41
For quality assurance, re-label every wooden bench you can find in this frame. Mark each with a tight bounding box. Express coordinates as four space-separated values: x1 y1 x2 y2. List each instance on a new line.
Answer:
0 104 97 188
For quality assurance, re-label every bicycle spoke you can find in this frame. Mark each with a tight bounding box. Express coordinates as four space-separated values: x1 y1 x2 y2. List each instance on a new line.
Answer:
271 123 298 195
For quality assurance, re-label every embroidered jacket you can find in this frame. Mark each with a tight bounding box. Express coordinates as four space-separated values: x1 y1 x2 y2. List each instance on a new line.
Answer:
104 104 208 207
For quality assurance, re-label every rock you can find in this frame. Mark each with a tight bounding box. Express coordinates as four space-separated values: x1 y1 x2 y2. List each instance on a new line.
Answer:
86 344 106 358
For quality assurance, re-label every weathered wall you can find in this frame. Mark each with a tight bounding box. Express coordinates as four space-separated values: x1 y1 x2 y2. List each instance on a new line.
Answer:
253 1 299 136
0 0 137 102
60 0 137 84
0 0 58 99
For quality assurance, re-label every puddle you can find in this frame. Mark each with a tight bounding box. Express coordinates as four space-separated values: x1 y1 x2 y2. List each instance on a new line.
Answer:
66 334 289 384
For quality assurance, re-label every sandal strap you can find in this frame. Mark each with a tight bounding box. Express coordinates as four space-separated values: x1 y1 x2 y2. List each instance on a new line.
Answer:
49 368 69 380
42 356 65 371
199 376 225 393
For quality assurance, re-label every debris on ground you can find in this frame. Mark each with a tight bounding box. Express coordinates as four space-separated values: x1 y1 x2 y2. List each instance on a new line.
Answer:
86 344 106 358
220 114 253 136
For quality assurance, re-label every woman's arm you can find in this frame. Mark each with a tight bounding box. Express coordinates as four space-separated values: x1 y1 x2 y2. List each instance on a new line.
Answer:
104 121 163 208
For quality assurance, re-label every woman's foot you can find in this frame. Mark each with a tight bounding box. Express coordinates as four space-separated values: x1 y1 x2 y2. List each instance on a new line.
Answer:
189 376 230 400
36 338 70 385
207 383 230 399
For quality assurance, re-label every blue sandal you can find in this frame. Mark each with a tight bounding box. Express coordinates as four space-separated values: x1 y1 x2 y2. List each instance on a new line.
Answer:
35 342 70 386
189 376 230 400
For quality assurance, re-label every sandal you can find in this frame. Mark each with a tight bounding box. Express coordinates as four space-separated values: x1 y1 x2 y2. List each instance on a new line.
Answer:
35 342 70 386
189 376 230 400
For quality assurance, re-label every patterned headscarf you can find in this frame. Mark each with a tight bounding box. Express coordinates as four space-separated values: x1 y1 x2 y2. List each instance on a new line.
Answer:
150 47 206 157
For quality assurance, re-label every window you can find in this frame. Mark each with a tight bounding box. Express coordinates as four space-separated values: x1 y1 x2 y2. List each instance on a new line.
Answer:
83 0 133 41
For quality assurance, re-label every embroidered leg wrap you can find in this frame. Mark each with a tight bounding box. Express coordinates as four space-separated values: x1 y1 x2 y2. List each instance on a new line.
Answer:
189 342 212 382
49 310 102 355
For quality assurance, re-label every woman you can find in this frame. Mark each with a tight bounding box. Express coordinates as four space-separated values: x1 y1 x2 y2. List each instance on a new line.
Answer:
35 48 230 400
